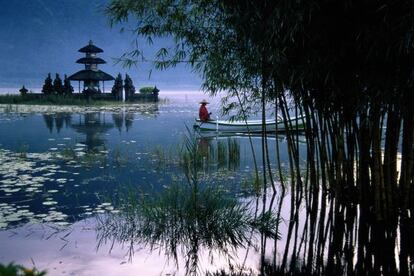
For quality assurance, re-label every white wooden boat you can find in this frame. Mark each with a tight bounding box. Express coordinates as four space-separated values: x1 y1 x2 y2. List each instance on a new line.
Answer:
194 115 305 133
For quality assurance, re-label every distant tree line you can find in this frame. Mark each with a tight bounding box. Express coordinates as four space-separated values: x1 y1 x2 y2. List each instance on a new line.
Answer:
42 73 73 95
40 72 156 102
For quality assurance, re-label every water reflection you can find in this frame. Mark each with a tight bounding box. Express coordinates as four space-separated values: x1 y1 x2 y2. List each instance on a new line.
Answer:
0 110 252 232
125 112 134 131
112 111 136 133
1 101 315 275
196 137 241 172
70 113 113 152
43 111 137 151
112 112 123 132
43 113 72 133
96 133 278 275
96 184 256 274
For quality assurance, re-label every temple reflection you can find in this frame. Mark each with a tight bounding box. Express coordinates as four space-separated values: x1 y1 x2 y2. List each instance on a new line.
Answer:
70 113 113 152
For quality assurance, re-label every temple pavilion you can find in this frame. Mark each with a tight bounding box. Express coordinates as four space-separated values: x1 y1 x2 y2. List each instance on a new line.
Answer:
68 40 114 93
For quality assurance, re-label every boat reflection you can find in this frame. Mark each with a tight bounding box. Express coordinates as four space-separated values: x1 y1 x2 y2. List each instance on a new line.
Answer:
197 131 307 144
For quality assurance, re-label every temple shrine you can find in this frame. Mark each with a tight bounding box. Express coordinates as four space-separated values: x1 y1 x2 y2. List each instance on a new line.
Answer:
68 40 114 93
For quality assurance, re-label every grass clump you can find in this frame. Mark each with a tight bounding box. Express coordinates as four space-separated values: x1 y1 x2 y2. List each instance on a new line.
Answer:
0 262 46 276
138 87 154 94
96 131 280 274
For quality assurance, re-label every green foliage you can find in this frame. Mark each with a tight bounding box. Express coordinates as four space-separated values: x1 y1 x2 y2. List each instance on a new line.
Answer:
97 183 255 273
41 73 54 95
60 147 77 160
150 145 178 171
0 262 46 276
251 210 281 239
105 1 414 274
106 0 414 115
138 86 154 94
241 174 262 196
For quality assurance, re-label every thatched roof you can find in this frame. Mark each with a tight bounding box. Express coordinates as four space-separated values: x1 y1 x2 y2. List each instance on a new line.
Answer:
78 40 103 53
76 57 106 64
68 70 114 81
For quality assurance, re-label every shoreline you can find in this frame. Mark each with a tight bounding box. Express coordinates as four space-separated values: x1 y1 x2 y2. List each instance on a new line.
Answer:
0 94 160 106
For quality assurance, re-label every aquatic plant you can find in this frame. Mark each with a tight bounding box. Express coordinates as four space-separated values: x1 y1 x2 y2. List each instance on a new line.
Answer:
150 145 179 171
240 174 262 197
96 132 280 274
60 147 77 160
0 262 46 276
112 147 128 167
96 182 281 275
226 139 240 171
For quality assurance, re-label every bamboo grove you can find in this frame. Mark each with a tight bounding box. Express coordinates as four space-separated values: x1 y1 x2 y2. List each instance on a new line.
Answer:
107 0 414 274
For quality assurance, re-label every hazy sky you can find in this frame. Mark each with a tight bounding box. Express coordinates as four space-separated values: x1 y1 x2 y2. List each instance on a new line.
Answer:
0 0 200 91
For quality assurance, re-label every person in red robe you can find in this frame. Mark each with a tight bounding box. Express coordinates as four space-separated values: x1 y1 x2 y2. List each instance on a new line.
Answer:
199 99 211 122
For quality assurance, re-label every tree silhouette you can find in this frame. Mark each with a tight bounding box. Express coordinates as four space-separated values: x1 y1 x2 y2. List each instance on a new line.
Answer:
41 73 54 95
63 74 74 95
111 73 123 100
53 73 63 95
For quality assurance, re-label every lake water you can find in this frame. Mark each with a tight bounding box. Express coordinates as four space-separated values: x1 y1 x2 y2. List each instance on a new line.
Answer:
0 92 303 275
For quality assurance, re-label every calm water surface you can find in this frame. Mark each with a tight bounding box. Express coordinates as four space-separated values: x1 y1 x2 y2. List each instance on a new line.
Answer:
0 92 301 275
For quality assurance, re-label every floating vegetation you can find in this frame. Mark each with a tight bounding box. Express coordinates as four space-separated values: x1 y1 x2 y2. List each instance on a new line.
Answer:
0 150 55 196
112 147 129 167
0 148 101 229
42 201 58 206
149 145 180 171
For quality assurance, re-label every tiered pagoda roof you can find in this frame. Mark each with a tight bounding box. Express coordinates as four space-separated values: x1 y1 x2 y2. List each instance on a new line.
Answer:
78 43 104 53
76 57 106 64
69 70 114 81
68 40 114 85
